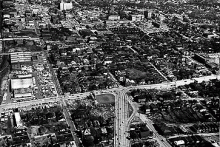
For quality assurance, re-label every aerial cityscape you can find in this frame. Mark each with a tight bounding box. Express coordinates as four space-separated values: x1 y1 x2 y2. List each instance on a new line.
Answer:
0 0 219 147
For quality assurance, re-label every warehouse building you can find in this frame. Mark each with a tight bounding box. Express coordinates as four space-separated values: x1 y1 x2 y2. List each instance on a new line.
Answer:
10 78 33 99
10 52 32 64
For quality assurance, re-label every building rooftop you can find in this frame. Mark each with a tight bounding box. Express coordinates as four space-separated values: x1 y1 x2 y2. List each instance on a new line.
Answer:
10 52 32 63
11 78 33 89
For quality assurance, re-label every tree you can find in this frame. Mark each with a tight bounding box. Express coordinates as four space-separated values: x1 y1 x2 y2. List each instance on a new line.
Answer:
139 105 147 113
82 136 94 147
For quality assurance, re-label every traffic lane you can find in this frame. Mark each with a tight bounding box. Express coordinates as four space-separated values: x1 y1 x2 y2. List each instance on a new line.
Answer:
0 97 60 112
139 114 171 147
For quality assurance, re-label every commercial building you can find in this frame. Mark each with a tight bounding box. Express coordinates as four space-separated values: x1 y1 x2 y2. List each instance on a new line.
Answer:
132 14 144 21
10 52 32 64
10 78 34 98
14 112 22 127
11 78 33 89
60 1 73 11
13 88 32 98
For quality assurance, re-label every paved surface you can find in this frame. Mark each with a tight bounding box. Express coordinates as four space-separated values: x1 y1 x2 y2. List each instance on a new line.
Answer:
0 51 42 56
0 74 216 147
114 90 126 147
114 89 140 147
1 74 218 111
1 63 219 147
0 37 39 41
148 61 169 81
0 97 59 112
139 113 172 147
61 97 81 146
126 95 138 147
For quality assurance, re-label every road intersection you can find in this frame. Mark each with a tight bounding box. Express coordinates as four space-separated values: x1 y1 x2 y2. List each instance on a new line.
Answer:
0 74 219 147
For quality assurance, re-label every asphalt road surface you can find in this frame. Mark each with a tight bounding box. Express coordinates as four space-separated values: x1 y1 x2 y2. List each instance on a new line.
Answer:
139 113 172 147
114 90 128 147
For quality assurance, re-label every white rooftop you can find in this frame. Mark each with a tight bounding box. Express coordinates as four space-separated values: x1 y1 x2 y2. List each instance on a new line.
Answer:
11 78 33 89
10 52 32 63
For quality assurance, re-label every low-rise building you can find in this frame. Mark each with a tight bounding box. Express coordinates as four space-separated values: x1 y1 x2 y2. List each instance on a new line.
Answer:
108 15 120 21
131 14 144 21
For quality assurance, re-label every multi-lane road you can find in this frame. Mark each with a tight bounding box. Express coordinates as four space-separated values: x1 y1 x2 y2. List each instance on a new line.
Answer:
114 90 128 147
114 89 172 147
1 73 218 112
114 89 139 147
0 73 219 146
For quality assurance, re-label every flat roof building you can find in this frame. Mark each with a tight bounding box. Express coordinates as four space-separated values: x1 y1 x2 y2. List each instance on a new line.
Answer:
13 88 32 98
14 112 22 127
11 78 33 89
10 52 32 64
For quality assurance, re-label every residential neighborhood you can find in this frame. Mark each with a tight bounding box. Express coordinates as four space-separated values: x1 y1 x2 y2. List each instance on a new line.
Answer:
0 0 219 147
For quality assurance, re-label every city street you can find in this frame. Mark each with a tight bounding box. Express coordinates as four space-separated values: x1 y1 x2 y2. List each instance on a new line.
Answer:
61 97 81 146
1 1 220 147
1 73 218 111
139 113 172 147
0 73 219 147
0 37 40 41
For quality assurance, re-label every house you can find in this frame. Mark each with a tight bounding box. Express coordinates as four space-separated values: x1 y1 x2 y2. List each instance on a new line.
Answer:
101 127 107 134
131 14 144 21
25 10 32 17
108 15 120 21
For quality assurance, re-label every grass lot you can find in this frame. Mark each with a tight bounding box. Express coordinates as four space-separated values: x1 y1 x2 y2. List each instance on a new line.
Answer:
96 94 115 104
128 102 133 117
127 68 146 80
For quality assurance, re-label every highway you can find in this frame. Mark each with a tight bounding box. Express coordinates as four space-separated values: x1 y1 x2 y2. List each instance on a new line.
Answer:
0 72 219 147
114 90 128 147
1 73 219 112
114 89 139 147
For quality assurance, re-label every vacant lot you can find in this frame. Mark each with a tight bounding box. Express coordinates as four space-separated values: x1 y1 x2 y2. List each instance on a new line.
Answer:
96 94 115 104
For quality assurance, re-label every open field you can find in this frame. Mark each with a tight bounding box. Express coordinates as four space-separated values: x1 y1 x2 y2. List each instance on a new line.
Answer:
96 94 115 104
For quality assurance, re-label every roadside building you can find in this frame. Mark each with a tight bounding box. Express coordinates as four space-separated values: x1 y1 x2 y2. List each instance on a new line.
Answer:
14 112 22 127
10 77 34 99
108 15 120 21
131 14 144 21
10 52 32 64
60 1 73 11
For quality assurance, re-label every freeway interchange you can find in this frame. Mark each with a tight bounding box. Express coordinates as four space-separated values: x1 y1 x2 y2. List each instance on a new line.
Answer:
0 74 218 147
